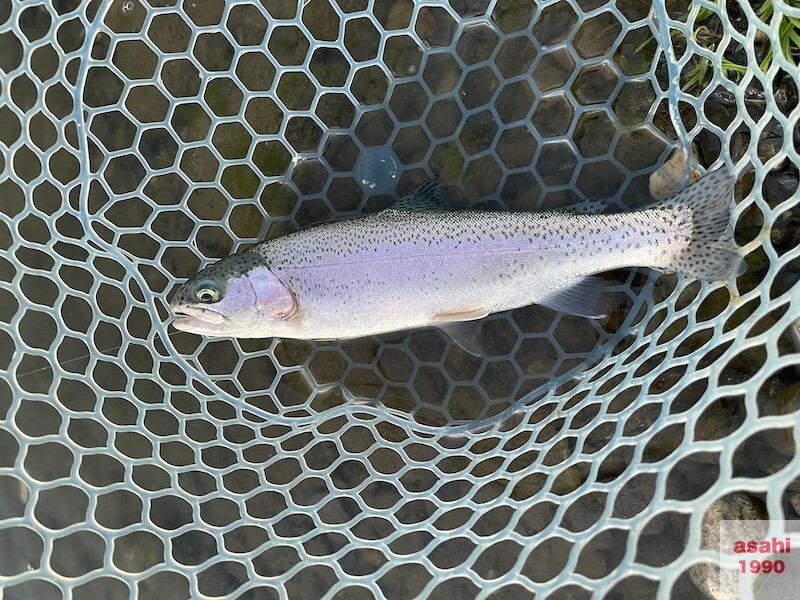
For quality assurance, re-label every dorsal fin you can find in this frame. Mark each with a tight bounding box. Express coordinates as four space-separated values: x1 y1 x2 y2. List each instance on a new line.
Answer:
392 180 454 212
558 198 618 215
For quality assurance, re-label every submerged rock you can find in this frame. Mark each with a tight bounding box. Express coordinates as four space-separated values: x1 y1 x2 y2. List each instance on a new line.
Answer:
649 146 701 201
689 493 768 599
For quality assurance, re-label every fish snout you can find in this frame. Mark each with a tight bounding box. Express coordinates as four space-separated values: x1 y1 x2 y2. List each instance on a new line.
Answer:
171 305 226 325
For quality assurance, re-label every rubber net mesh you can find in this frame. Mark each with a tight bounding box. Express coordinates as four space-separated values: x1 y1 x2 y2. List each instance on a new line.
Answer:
1 0 799 598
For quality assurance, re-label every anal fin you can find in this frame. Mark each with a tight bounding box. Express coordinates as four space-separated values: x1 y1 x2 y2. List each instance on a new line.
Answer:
431 307 488 356
538 276 608 319
438 321 484 356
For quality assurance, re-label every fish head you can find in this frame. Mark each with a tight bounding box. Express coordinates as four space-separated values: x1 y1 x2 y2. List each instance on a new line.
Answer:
169 252 295 337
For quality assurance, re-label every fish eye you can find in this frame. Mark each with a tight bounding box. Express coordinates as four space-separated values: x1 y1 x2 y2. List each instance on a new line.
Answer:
195 282 220 304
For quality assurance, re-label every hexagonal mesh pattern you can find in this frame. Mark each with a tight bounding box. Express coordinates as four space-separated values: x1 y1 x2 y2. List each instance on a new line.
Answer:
1 0 798 597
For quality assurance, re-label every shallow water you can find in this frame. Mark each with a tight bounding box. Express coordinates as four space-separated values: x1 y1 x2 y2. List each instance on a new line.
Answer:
71 0 684 430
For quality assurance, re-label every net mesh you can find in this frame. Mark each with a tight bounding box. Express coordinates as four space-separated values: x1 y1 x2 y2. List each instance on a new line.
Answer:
1 0 798 597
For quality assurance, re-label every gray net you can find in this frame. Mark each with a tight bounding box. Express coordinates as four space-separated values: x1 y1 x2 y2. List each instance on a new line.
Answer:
1 0 798 598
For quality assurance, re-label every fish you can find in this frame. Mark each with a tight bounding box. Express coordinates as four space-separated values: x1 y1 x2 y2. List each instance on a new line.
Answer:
169 169 746 351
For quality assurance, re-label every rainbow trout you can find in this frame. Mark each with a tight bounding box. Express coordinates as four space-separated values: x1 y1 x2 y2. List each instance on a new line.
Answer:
170 169 745 350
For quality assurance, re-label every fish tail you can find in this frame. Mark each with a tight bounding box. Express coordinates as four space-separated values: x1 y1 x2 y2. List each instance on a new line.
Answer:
650 168 747 281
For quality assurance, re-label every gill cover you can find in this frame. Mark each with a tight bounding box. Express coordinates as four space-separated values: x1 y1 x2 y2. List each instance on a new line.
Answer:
249 266 296 319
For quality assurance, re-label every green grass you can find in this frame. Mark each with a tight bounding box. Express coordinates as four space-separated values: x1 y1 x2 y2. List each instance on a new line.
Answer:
756 0 800 70
636 0 800 93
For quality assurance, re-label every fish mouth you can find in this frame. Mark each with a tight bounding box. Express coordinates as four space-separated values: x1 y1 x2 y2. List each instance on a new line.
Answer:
171 305 227 328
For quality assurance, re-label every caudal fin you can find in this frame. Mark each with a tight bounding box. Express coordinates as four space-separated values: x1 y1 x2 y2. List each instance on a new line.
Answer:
652 168 747 281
